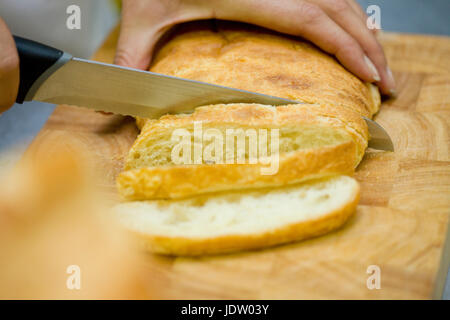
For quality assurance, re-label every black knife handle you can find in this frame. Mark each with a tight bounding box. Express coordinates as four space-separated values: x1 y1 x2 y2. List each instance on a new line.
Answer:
14 36 66 103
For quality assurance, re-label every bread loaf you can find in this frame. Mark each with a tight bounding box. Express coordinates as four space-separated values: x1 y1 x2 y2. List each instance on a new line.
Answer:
115 21 380 255
146 21 380 120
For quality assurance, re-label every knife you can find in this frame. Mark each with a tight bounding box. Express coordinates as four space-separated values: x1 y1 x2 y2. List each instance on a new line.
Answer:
14 36 393 151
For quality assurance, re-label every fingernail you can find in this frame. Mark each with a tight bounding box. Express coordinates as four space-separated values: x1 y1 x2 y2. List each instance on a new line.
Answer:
364 55 380 82
386 67 397 95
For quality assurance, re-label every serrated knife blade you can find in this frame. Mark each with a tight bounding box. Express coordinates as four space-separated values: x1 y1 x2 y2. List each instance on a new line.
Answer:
28 57 300 118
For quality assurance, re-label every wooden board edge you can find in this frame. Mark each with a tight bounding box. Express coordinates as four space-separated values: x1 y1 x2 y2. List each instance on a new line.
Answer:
432 217 450 299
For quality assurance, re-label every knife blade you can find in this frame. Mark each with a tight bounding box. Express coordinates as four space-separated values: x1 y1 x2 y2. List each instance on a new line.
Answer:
14 36 393 151
363 116 394 151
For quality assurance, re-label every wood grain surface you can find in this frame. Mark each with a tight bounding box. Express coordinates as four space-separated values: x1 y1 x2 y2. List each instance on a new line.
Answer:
25 26 450 299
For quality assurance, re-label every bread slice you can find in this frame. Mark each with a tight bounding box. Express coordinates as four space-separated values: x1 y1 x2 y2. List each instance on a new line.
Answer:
114 175 359 256
117 103 366 200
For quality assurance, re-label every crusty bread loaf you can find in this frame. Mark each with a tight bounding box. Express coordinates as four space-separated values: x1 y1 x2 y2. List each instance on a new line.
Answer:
146 20 380 120
118 103 366 200
114 21 378 255
114 175 359 256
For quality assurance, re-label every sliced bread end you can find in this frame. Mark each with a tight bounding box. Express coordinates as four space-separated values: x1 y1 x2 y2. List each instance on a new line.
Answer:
114 175 359 256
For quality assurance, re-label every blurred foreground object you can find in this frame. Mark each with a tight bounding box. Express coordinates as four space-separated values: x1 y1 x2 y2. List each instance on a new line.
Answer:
0 137 148 299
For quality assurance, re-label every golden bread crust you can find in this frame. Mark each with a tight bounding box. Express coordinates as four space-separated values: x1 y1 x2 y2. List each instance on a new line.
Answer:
127 103 368 168
118 141 356 200
150 21 380 118
118 104 365 200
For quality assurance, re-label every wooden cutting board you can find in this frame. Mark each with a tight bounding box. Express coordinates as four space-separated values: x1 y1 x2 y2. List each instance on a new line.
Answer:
25 27 450 299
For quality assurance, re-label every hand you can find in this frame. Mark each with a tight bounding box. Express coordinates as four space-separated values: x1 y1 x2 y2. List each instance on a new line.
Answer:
116 0 396 96
0 17 19 113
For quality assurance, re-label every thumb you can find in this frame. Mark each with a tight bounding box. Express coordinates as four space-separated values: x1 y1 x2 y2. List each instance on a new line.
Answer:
114 24 157 70
115 0 214 70
0 18 19 113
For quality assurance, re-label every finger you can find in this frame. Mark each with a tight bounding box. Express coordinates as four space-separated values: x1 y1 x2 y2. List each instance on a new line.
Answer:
291 2 382 83
115 25 155 70
346 0 379 35
115 1 161 72
0 18 19 113
115 0 209 70
218 1 381 83
114 0 161 70
313 0 395 95
96 111 113 115
346 0 368 23
348 0 379 36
